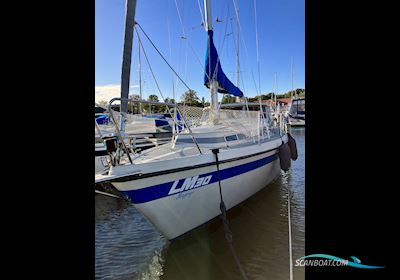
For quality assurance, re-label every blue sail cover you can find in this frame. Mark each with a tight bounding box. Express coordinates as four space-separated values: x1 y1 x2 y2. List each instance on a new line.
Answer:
204 30 243 97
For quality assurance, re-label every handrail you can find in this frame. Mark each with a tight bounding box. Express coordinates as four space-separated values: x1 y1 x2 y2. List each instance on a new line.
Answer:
107 98 133 164
95 119 104 138
257 111 261 145
106 98 202 156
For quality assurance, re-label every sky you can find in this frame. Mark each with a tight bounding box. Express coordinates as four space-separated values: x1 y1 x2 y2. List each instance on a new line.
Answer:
95 0 305 103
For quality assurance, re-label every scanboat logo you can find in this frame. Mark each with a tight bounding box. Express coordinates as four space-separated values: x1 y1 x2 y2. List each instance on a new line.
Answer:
168 175 213 195
296 254 384 269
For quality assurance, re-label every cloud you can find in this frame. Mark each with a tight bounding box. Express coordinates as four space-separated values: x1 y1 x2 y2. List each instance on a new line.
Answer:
95 84 139 103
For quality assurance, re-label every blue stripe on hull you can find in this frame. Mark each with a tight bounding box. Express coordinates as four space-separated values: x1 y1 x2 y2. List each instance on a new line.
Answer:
122 153 278 204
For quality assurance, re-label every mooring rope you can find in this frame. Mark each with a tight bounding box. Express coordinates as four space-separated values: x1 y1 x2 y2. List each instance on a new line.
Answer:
287 187 294 280
95 190 123 200
212 148 249 280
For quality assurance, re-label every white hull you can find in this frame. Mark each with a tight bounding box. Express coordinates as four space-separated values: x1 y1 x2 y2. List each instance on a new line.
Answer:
111 136 285 239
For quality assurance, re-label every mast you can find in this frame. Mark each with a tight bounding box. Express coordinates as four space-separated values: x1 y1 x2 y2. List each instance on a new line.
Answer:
274 73 277 105
167 19 177 138
291 56 294 101
274 72 278 108
272 72 277 109
235 8 240 103
120 0 137 121
204 0 219 117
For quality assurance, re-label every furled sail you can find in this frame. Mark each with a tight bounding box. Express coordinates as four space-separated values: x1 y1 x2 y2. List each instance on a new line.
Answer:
204 30 243 97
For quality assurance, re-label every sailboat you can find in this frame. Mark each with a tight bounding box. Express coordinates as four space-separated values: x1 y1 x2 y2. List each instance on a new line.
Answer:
95 0 296 240
287 58 305 127
288 98 305 126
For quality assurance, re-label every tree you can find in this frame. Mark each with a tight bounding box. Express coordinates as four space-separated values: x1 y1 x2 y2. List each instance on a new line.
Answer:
146 95 164 113
130 94 141 100
247 89 305 101
148 95 159 102
181 89 202 106
127 94 141 113
164 97 176 104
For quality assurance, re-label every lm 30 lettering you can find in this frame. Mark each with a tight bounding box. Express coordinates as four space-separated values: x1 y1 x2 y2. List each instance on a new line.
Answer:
168 175 213 195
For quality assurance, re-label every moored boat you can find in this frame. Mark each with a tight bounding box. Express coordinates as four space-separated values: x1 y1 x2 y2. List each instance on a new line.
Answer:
95 0 297 240
288 98 305 127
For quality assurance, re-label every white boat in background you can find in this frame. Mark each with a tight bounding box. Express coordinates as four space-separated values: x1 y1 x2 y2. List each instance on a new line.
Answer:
94 0 297 240
288 98 305 127
287 57 305 127
95 105 172 135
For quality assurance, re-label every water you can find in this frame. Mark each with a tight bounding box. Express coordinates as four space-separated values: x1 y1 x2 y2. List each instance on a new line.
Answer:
95 127 305 280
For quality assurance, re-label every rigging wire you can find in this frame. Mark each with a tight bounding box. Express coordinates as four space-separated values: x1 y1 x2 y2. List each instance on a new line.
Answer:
135 22 192 91
253 0 261 95
134 27 173 114
167 18 175 101
174 0 211 83
225 7 251 114
135 27 202 153
137 33 143 113
173 0 189 82
229 17 242 89
173 0 187 104
196 0 205 27
137 25 203 153
174 0 186 37
232 0 260 96
167 18 178 137
211 1 232 81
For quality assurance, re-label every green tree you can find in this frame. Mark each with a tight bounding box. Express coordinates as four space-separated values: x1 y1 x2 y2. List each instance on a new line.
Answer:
144 95 161 113
250 89 305 100
181 90 202 107
130 94 141 100
126 94 141 113
164 97 176 104
148 95 159 102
